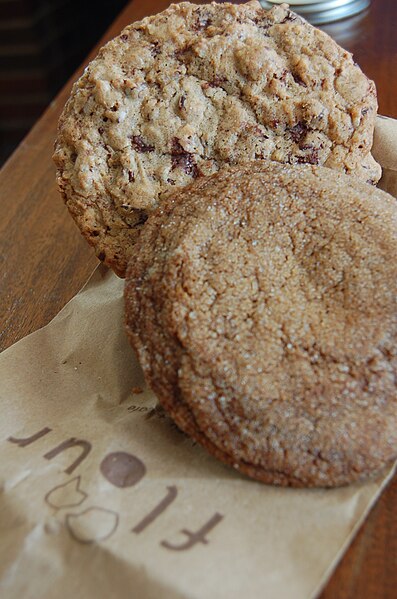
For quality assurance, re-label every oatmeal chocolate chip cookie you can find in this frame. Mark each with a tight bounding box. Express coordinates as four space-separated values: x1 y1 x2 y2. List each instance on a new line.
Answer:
125 162 397 488
54 1 381 276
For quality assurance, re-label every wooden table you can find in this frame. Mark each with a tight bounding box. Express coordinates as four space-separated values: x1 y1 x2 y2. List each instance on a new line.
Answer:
0 0 396 596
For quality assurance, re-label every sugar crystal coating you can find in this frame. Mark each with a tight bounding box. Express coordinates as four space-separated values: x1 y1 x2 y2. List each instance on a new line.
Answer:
125 162 397 487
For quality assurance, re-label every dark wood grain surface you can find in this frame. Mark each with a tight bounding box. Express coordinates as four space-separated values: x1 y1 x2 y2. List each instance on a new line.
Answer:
0 0 396 596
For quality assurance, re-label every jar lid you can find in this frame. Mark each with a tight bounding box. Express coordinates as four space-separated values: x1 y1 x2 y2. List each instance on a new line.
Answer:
260 0 371 25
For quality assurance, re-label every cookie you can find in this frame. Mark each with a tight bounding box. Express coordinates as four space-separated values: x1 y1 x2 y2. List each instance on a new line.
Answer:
125 162 397 487
54 1 381 277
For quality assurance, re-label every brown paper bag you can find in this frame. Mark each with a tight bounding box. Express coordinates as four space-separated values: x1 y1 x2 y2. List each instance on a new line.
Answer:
1 116 396 599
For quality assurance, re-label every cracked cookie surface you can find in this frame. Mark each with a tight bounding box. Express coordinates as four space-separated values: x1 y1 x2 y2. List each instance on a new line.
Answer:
125 162 397 487
54 1 381 276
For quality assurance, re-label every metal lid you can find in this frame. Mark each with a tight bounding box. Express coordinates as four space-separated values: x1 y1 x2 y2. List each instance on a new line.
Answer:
260 0 371 25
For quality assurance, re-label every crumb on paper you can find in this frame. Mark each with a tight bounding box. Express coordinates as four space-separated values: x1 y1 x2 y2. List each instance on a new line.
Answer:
131 386 144 394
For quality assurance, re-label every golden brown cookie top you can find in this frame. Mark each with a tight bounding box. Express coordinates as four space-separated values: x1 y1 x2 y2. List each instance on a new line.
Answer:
125 161 397 487
54 1 380 276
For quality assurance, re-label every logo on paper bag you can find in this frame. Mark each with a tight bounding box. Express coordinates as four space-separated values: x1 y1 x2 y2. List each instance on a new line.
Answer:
7 424 224 549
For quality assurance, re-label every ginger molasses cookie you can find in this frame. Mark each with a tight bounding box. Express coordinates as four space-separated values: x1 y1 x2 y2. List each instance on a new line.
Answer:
125 162 397 487
54 1 381 276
